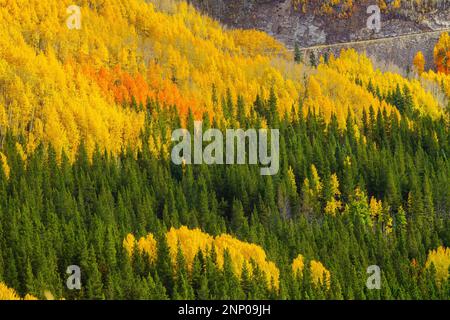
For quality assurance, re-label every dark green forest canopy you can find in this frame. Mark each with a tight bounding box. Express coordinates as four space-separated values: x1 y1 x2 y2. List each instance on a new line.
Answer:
0 95 449 300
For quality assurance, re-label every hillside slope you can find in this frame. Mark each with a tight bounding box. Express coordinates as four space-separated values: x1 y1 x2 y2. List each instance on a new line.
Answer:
0 0 448 301
0 0 446 161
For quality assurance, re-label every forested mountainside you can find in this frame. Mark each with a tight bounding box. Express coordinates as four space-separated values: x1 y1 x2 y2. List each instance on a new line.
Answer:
0 0 449 300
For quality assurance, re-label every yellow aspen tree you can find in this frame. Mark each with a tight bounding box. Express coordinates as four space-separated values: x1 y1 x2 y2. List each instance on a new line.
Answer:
413 51 425 74
0 282 37 300
307 76 323 98
0 283 20 300
369 197 383 222
384 215 393 235
123 234 136 257
434 32 450 74
163 227 279 289
0 152 10 179
15 142 27 162
325 173 342 216
310 164 322 195
426 246 450 285
310 260 331 288
137 234 158 264
166 226 214 270
292 254 305 277
287 166 298 194
330 173 341 196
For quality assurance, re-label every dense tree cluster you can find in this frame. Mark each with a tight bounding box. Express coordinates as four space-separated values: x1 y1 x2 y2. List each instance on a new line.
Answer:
0 0 448 300
0 0 446 163
434 32 450 75
0 87 448 299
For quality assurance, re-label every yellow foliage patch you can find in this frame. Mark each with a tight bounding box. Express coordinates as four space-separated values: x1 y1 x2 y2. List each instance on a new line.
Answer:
126 226 280 290
426 246 450 285
0 282 20 300
166 226 214 269
0 282 37 300
123 233 136 257
309 49 442 126
123 233 158 264
434 32 450 75
310 260 331 288
167 227 279 289
421 70 450 99
291 255 331 288
1 0 443 163
214 234 280 289
292 254 305 277
137 234 158 264
0 152 10 179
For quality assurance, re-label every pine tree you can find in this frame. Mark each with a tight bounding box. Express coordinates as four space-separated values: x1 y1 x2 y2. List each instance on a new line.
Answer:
294 43 303 63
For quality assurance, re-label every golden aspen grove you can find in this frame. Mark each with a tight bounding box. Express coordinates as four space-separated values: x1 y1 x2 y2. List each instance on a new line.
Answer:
0 0 448 302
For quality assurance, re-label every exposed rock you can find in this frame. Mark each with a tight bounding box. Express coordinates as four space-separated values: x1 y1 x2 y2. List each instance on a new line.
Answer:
188 0 450 69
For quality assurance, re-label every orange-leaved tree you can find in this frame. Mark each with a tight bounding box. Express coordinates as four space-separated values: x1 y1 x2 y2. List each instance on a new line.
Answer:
413 51 425 74
434 32 450 74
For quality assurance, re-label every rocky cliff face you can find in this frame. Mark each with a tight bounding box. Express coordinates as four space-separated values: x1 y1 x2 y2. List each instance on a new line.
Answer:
188 0 450 68
188 0 449 47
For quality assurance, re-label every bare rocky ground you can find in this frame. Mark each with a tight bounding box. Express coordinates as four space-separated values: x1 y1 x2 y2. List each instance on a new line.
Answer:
187 0 450 69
